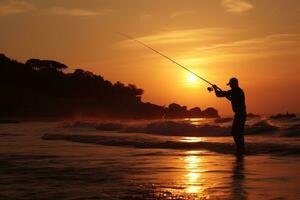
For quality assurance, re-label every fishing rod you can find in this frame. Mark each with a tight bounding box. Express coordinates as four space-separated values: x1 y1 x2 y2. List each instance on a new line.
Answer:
116 32 220 91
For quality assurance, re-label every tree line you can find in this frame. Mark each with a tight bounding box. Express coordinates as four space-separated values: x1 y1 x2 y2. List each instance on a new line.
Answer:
0 54 219 119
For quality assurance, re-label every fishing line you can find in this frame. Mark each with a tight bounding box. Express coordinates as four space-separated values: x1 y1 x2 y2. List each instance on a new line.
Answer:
117 32 219 90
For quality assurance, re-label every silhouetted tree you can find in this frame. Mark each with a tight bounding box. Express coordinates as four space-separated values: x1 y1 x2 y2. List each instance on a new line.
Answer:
26 59 67 71
0 54 219 119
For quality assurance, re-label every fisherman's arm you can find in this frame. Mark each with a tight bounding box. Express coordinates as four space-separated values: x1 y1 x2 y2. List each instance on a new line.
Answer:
212 85 232 100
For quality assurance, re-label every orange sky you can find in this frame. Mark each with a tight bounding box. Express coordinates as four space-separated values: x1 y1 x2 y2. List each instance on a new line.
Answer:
0 0 299 115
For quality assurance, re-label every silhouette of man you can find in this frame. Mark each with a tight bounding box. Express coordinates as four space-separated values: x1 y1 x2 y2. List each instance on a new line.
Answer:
213 78 246 154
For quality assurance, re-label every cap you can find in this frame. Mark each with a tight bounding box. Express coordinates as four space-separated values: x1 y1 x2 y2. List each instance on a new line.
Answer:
227 77 238 85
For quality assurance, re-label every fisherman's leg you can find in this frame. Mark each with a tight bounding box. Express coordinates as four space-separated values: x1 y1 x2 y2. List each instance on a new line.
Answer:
231 115 238 144
232 115 245 154
232 132 243 147
232 133 239 146
238 114 246 152
235 134 245 153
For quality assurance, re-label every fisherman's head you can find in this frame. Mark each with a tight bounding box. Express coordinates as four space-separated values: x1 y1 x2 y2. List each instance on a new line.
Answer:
227 77 239 89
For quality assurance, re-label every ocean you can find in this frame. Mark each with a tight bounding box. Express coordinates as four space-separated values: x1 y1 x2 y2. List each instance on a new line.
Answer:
0 116 300 199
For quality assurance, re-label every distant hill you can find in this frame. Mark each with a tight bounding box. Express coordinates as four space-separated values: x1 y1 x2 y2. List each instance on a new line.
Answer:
0 54 219 119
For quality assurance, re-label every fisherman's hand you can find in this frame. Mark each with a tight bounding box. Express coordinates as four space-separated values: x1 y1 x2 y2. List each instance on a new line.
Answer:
207 87 214 92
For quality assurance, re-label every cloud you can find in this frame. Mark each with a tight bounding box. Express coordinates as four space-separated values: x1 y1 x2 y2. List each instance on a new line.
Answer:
49 7 111 17
121 28 230 47
119 28 300 65
222 0 253 14
195 34 300 59
0 1 110 17
0 0 35 16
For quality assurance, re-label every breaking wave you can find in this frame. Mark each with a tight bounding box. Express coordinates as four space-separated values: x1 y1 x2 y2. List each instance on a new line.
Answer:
60 119 284 137
48 116 300 155
42 133 300 156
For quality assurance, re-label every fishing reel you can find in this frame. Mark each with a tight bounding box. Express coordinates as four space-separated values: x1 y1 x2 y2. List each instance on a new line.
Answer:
207 87 214 93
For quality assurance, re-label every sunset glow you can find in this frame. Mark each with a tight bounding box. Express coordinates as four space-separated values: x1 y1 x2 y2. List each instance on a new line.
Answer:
180 137 203 143
185 152 203 193
187 73 198 84
0 0 299 114
1 1 300 199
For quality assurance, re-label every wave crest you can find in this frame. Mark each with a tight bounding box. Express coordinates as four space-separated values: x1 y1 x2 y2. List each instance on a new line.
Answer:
42 133 300 156
61 119 281 137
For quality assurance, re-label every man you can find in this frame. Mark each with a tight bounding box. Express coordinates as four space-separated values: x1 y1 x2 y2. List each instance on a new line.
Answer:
212 78 246 154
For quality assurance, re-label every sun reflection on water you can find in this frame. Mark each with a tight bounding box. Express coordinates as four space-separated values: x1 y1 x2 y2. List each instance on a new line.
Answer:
184 151 203 194
184 117 208 126
180 137 204 143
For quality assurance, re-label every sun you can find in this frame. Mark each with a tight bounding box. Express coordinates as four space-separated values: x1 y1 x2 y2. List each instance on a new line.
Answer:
187 73 197 83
